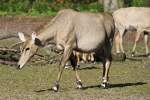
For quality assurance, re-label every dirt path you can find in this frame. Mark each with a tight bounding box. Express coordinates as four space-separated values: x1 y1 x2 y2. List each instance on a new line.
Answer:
0 16 52 35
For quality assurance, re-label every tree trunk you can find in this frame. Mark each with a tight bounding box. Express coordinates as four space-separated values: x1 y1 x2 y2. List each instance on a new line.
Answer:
98 0 104 4
103 0 119 12
145 0 150 7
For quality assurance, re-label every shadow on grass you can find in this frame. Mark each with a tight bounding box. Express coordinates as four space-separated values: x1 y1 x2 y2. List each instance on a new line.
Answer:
127 53 150 57
78 66 99 70
126 57 143 62
34 88 53 93
82 82 147 90
109 82 146 88
132 53 150 57
34 82 146 92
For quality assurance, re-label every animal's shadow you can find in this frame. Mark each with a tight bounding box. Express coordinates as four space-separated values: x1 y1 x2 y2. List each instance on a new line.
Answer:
34 82 146 92
110 82 146 88
82 82 146 90
34 88 53 93
130 53 150 57
126 57 142 62
126 53 150 61
78 66 99 70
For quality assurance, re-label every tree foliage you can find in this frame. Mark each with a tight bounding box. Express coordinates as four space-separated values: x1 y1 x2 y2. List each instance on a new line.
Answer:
0 0 149 16
124 0 150 7
0 0 103 15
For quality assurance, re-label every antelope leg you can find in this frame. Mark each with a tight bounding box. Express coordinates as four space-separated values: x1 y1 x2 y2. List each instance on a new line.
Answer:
52 45 72 92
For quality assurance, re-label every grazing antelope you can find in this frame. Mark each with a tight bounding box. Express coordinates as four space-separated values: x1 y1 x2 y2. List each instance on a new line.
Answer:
17 9 115 92
113 7 150 57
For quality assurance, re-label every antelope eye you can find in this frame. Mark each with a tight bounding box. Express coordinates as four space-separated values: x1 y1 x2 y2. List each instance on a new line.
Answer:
25 48 30 51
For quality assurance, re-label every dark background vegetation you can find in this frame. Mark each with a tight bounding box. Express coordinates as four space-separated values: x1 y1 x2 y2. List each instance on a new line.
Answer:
0 0 150 16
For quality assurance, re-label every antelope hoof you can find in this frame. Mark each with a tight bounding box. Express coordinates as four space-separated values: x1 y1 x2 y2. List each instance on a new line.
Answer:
131 52 135 57
123 53 126 60
17 65 21 70
52 82 59 92
146 53 150 57
101 82 109 89
76 80 83 89
77 64 80 69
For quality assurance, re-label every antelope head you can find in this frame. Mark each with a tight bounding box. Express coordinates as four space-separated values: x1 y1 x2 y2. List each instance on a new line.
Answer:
17 32 41 69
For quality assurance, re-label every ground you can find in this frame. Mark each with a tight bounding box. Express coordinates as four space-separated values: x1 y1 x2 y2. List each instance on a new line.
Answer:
0 16 149 100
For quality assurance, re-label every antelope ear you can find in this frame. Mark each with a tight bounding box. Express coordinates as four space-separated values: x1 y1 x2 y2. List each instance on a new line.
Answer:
31 32 36 43
32 32 43 46
18 32 26 42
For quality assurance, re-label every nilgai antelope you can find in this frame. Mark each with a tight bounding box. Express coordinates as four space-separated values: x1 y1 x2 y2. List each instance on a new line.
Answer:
17 9 115 92
113 7 150 57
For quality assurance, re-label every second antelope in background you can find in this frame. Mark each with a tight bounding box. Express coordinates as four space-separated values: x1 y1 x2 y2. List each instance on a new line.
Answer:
113 7 150 57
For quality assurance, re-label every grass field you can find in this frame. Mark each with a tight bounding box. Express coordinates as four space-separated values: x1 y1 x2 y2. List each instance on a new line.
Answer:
0 41 150 100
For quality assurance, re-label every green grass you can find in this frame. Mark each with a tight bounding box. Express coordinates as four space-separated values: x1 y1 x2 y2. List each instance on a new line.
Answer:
0 51 150 99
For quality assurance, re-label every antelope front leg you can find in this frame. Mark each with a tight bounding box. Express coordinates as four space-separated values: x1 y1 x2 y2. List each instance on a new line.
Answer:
144 33 149 56
52 45 72 92
118 28 125 53
132 31 141 56
115 33 121 53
